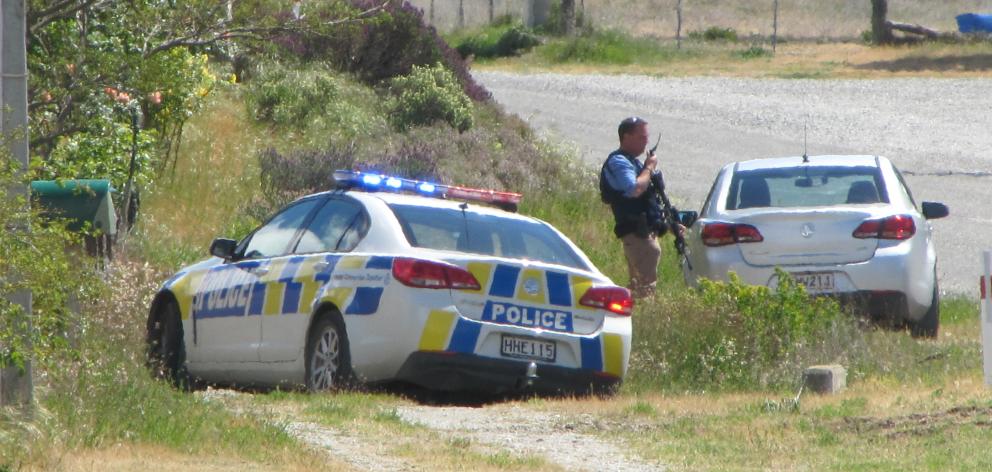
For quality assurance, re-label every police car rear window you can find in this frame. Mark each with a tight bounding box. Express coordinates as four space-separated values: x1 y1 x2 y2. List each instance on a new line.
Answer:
388 204 588 270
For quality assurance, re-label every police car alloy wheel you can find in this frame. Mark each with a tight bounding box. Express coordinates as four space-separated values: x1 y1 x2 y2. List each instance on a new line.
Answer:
306 315 351 391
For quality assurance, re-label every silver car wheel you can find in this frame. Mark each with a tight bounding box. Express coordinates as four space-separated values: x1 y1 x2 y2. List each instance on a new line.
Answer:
310 327 340 391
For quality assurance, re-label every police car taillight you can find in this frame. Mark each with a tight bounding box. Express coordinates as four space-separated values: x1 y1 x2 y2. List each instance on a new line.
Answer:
333 170 522 212
392 258 481 290
579 286 634 316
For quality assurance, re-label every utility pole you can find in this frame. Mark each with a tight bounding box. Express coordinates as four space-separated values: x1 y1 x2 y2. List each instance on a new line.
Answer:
0 0 33 410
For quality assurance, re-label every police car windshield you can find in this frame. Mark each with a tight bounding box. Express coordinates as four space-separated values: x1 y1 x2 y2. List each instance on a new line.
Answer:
388 203 589 270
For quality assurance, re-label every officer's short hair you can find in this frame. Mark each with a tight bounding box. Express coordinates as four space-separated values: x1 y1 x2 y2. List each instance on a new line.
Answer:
618 116 647 140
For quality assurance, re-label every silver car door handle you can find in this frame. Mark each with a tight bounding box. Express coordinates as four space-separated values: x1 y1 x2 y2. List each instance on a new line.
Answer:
252 266 270 276
313 261 330 272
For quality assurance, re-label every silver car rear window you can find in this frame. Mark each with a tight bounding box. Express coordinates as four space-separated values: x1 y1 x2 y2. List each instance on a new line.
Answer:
727 165 889 210
388 203 589 270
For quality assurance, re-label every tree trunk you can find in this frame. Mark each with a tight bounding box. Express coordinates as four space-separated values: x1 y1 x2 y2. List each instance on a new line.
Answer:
871 0 893 44
561 0 576 36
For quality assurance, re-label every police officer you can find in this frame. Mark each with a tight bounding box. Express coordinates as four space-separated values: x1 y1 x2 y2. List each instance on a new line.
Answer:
600 117 668 298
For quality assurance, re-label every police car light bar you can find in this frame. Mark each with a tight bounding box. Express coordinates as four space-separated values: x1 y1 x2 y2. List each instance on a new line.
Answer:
333 170 522 212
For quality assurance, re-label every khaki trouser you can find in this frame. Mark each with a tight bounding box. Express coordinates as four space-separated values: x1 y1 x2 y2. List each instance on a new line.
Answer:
621 232 662 298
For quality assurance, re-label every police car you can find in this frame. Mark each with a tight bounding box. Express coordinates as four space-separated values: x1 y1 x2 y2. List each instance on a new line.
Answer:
147 171 633 394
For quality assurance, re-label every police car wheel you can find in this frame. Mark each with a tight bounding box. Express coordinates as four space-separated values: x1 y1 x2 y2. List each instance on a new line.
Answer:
147 300 189 389
305 314 351 392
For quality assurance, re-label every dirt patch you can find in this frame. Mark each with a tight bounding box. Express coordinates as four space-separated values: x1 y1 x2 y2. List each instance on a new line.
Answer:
395 404 664 471
842 404 992 438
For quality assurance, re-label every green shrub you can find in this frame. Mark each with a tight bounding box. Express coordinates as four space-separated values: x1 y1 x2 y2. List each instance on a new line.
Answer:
454 22 541 59
0 159 102 371
539 29 679 65
689 26 739 42
740 45 771 59
245 65 386 137
627 270 864 392
388 63 474 132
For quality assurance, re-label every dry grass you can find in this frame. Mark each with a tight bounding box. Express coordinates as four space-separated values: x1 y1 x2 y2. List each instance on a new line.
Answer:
478 40 992 78
34 443 342 472
138 84 266 264
519 370 992 470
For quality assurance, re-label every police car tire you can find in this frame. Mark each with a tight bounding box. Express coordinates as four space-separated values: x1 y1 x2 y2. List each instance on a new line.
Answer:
305 313 352 392
148 299 191 390
910 283 940 339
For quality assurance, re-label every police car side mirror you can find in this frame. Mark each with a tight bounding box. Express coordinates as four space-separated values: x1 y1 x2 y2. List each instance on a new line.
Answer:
210 238 238 260
678 210 698 227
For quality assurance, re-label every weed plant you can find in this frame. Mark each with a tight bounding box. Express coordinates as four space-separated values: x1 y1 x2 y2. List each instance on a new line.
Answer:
388 63 475 132
539 29 684 65
448 16 541 59
244 64 389 142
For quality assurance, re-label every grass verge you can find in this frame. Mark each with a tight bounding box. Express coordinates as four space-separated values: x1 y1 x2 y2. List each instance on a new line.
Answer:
472 31 992 78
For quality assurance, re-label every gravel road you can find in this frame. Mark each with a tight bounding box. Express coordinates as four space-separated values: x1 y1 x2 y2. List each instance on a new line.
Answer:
476 72 992 296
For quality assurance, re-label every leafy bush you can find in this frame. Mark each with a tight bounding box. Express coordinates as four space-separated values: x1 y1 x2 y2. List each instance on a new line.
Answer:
37 111 158 191
257 103 563 210
689 26 739 42
740 45 772 59
388 63 474 132
628 270 863 391
0 159 101 371
453 21 541 59
275 0 490 101
244 65 388 141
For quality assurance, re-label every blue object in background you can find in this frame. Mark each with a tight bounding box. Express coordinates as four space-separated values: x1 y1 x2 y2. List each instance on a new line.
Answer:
956 13 992 33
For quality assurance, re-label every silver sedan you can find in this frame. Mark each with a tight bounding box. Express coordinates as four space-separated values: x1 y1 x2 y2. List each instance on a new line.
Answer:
680 155 948 337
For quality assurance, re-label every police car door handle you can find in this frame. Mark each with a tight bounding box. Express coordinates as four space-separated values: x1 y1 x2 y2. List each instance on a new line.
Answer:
313 261 330 272
250 266 270 276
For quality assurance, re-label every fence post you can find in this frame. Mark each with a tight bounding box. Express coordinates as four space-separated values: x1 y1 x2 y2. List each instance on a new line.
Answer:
982 252 992 386
772 0 779 53
676 0 683 49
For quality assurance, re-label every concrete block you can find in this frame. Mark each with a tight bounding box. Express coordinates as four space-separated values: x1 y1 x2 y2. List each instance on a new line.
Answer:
804 364 846 394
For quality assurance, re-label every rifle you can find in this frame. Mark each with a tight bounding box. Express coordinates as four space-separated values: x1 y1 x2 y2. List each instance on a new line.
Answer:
647 135 693 271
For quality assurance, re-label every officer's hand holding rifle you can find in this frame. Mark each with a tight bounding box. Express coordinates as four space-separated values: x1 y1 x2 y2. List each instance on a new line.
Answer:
646 134 692 271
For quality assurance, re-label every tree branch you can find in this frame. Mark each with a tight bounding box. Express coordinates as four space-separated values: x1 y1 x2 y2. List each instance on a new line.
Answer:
29 0 109 35
143 1 392 58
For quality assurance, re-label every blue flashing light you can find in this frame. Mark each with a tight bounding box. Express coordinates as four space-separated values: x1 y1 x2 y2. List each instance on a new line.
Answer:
331 169 521 212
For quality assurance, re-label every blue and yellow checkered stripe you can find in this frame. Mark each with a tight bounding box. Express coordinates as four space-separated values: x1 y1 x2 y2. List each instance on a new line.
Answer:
174 254 391 320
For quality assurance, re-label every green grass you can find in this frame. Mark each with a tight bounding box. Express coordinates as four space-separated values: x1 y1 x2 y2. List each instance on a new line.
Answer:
537 29 689 65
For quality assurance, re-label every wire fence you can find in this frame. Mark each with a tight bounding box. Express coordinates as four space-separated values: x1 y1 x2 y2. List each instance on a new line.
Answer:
412 0 991 41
